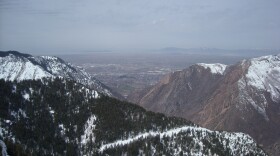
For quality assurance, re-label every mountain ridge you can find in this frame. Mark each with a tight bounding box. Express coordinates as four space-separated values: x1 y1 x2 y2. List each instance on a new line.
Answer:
129 54 280 155
0 51 122 99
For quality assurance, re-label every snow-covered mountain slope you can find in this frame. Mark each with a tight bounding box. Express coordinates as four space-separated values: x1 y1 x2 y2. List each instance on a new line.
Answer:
129 54 280 155
0 51 120 98
0 79 266 156
0 52 52 80
240 55 280 102
237 55 280 121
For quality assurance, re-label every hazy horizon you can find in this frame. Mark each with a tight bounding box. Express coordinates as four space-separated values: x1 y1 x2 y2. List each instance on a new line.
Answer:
1 0 280 54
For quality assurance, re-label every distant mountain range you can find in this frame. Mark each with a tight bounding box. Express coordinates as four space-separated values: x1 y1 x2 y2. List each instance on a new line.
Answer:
129 54 280 155
158 47 280 56
0 51 122 99
0 51 267 155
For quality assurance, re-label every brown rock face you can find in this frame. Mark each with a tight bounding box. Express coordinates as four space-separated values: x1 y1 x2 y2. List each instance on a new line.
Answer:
133 65 225 119
128 55 280 155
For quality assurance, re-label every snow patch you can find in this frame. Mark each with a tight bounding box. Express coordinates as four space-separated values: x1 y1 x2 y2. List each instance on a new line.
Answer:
79 87 99 99
11 109 27 119
41 56 58 61
197 63 227 74
48 107 55 119
59 124 66 136
22 93 30 101
81 115 97 145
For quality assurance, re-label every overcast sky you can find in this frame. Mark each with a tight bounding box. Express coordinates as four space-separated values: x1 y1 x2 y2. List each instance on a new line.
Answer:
0 0 280 54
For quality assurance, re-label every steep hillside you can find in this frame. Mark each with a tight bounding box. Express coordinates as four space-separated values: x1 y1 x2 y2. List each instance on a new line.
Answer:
129 63 226 119
0 51 122 99
129 54 280 155
0 78 266 155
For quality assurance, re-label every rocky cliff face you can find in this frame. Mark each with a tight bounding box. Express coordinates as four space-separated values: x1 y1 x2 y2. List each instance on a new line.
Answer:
132 64 226 119
129 54 280 155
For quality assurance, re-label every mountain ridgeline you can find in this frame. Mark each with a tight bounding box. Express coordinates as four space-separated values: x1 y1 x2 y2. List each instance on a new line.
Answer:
129 54 280 155
0 51 267 155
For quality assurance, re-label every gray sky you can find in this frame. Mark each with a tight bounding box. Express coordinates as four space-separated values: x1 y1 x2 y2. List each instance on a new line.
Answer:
0 0 280 54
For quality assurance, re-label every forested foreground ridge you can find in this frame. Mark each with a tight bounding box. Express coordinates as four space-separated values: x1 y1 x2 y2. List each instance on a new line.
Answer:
0 78 267 155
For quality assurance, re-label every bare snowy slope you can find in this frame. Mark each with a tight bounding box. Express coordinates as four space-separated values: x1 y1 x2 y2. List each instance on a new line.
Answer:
0 51 121 98
239 54 280 107
197 63 227 75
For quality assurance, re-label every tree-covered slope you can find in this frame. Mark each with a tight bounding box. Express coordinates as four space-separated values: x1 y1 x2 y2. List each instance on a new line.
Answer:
0 78 266 156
